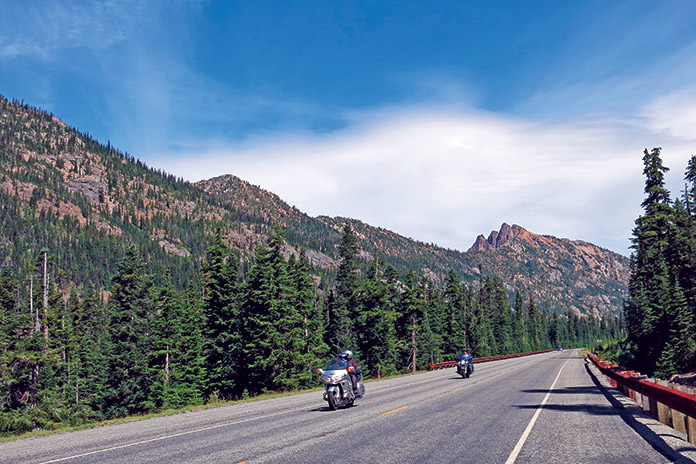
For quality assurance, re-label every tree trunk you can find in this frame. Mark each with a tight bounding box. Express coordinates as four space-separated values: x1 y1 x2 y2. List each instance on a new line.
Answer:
43 251 49 351
164 346 170 385
31 276 39 333
411 314 417 373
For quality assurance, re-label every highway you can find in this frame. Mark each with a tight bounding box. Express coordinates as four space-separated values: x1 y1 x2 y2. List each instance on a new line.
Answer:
0 350 686 463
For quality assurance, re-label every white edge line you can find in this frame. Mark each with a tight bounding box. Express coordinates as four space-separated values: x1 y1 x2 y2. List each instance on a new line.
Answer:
38 408 295 464
504 353 572 464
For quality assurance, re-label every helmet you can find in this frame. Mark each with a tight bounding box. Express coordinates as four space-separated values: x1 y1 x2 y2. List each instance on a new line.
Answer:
339 350 353 361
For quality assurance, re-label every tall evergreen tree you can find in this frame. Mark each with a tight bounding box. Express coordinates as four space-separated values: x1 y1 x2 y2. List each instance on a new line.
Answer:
512 290 530 353
103 246 154 418
655 280 695 378
240 227 305 394
325 224 360 354
201 228 240 399
623 148 675 375
398 271 427 371
355 260 399 377
442 270 467 355
68 286 107 417
288 249 328 385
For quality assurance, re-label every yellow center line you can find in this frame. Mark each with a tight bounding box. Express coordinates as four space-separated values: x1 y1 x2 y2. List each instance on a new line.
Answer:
381 406 408 416
451 386 464 392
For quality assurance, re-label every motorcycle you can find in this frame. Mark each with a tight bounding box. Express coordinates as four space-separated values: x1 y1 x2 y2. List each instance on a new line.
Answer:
455 351 474 378
317 357 365 410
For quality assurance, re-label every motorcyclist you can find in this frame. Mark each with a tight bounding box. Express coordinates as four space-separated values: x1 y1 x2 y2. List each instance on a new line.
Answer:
338 350 361 391
455 348 474 376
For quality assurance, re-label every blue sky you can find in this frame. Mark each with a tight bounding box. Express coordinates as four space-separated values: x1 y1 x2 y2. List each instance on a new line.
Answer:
2 1 696 255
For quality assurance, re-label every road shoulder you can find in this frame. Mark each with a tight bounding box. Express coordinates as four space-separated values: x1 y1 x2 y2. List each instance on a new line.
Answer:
586 357 696 464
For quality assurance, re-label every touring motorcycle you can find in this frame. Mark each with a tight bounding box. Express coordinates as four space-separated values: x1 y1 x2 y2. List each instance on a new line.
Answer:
455 351 474 378
317 357 365 410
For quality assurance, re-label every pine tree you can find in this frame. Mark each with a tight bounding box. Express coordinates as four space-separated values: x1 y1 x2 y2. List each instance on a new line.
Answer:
201 227 240 399
398 271 427 371
442 270 467 355
325 224 360 354
623 148 675 375
69 286 107 418
288 249 328 385
526 295 542 350
240 227 304 394
355 260 399 378
512 290 529 353
103 246 154 418
174 287 207 405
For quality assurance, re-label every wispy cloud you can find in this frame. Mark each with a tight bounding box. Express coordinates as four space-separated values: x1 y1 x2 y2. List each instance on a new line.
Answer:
0 1 140 59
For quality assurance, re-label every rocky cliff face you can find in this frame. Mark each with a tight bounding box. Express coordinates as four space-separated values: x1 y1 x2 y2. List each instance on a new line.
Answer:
469 223 525 251
465 223 629 317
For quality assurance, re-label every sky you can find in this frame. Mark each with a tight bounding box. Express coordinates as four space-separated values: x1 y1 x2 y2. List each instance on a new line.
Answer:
2 1 696 255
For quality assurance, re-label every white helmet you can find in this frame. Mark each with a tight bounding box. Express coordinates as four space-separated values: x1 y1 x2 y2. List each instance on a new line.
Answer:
339 350 353 361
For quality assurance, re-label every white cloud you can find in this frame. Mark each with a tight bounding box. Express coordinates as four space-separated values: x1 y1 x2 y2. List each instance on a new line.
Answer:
641 88 696 142
154 101 684 256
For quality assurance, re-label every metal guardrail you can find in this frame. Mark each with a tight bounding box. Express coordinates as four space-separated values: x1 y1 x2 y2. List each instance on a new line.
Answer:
588 353 696 445
428 349 554 370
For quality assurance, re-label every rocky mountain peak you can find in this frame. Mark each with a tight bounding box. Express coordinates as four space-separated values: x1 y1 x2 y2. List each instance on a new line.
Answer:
468 223 527 251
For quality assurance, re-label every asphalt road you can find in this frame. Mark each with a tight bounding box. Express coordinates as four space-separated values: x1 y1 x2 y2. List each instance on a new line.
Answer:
0 350 687 464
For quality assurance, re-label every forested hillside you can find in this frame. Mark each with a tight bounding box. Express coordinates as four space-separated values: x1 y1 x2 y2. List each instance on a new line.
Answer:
0 95 624 434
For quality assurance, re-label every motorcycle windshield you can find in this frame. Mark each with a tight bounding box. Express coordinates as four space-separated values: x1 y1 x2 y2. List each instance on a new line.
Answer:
324 358 348 370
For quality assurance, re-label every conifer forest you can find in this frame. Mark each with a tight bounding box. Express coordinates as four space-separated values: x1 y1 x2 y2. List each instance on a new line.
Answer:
0 222 620 435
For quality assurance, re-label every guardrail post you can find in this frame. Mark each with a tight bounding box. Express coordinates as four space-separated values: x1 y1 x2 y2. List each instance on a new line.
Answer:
672 408 687 436
657 401 671 426
640 393 650 413
655 381 672 427
671 385 688 438
688 415 696 445
649 397 658 418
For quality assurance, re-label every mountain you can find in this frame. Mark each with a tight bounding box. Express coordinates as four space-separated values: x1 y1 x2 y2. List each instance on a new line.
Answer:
466 223 628 318
0 95 629 316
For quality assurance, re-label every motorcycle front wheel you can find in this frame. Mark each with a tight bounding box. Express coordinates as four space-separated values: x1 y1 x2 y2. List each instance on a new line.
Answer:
327 390 338 410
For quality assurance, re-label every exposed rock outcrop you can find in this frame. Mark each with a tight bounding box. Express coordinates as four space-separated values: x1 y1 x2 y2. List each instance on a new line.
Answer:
468 223 525 251
68 176 105 204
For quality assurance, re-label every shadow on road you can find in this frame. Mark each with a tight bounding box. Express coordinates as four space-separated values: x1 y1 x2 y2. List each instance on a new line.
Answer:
513 403 618 416
520 386 602 395
308 404 360 413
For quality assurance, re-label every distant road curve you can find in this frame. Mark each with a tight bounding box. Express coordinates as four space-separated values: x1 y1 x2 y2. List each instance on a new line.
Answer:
0 350 686 463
